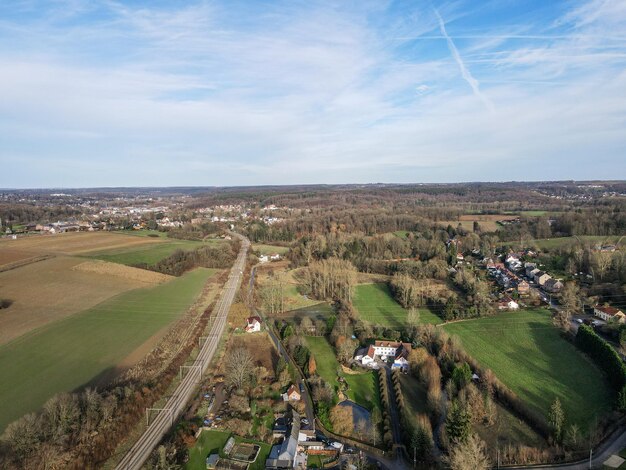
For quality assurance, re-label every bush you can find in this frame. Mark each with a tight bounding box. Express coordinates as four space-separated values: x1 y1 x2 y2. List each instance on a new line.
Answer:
575 324 626 392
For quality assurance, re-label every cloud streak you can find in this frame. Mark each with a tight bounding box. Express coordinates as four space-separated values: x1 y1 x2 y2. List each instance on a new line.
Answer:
434 9 494 112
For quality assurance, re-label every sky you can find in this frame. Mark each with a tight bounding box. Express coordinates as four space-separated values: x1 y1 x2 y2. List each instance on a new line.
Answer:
0 0 625 188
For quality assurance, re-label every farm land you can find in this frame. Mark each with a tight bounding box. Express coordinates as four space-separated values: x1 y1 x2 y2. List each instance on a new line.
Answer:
443 309 612 427
0 267 217 431
353 283 442 328
252 243 290 255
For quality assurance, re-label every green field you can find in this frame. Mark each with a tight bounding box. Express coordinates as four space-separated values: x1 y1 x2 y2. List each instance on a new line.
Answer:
443 310 612 427
518 210 548 217
86 239 218 266
186 430 271 470
304 336 379 411
112 229 169 238
0 268 216 431
392 230 410 238
252 244 290 255
353 283 442 328
505 235 624 251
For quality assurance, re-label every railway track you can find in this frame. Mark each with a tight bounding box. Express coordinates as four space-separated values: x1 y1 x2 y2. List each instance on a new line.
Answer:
115 234 249 470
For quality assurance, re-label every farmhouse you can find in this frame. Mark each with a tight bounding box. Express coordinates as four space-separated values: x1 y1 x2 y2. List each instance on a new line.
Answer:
244 316 262 333
594 306 626 323
355 340 412 369
282 384 301 402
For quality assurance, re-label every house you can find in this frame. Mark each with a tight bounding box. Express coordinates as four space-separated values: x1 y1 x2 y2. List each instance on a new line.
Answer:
498 297 519 310
534 271 551 286
206 454 220 469
544 278 564 293
594 306 626 323
524 263 537 277
517 280 530 295
270 253 281 261
259 254 270 263
356 341 412 368
528 268 540 280
266 411 300 469
245 316 262 333
282 384 301 402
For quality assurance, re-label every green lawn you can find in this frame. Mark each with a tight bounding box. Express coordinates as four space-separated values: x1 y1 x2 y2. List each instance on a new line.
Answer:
252 244 290 255
0 268 216 431
353 283 442 328
518 210 548 217
186 430 271 470
393 230 410 238
399 374 429 418
86 239 208 266
443 309 612 427
305 336 340 386
344 371 380 412
304 336 380 411
504 235 624 251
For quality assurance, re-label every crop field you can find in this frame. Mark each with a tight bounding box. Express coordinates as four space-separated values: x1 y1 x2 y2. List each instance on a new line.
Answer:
353 283 442 328
0 256 171 345
443 310 612 427
252 244 290 255
0 231 163 257
0 268 216 432
85 239 208 266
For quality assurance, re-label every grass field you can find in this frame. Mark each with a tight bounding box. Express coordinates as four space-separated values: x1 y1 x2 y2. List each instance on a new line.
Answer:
305 337 340 386
353 283 442 328
443 310 612 427
0 268 216 432
252 244 290 255
344 372 380 412
503 235 625 251
392 230 410 238
186 430 271 470
518 210 548 216
86 239 206 266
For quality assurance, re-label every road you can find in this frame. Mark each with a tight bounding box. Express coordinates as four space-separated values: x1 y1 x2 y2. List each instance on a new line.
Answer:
115 233 250 470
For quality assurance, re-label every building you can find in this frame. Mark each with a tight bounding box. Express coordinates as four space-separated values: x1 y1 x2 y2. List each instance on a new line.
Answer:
498 297 519 310
534 271 551 286
517 280 530 295
282 384 301 402
355 341 412 368
544 278 564 293
266 411 301 469
244 316 262 333
524 263 537 277
594 306 626 323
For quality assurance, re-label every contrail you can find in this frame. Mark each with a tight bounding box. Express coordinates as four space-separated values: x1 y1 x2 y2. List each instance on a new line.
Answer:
435 10 495 112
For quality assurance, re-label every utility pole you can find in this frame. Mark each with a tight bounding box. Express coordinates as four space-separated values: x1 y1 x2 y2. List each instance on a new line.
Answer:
589 448 592 469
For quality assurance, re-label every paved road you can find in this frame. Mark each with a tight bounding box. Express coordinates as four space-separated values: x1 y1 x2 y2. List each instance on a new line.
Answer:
115 233 250 470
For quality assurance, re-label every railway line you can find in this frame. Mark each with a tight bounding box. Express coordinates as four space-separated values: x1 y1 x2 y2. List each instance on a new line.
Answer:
115 233 250 470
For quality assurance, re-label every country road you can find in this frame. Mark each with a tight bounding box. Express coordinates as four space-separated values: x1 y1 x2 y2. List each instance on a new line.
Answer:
115 233 250 470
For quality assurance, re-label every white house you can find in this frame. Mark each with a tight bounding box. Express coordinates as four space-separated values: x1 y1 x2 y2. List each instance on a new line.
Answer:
498 297 519 310
594 306 626 323
245 316 262 333
356 341 412 370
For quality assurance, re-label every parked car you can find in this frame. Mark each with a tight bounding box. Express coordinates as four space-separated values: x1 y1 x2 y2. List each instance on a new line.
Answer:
576 318 583 324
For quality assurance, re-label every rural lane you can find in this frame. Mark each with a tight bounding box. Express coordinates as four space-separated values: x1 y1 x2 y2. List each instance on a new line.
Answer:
115 233 250 470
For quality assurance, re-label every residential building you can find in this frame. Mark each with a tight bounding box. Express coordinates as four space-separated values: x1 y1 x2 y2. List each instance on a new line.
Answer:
245 316 262 333
266 411 300 469
544 278 564 293
517 280 530 295
534 271 551 286
355 341 412 369
594 306 626 323
498 297 519 310
282 384 301 402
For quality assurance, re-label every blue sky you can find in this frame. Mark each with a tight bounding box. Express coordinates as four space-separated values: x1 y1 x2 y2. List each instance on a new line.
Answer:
1 0 625 187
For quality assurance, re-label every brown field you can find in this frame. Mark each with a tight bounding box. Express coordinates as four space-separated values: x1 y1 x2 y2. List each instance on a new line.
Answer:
226 332 280 373
0 248 40 268
0 231 163 259
0 256 171 345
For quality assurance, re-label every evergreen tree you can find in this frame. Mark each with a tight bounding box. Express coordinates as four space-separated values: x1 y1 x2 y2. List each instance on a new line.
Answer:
446 401 471 443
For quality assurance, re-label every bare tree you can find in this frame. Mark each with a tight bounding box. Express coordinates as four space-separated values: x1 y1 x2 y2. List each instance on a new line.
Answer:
447 433 491 470
225 348 255 390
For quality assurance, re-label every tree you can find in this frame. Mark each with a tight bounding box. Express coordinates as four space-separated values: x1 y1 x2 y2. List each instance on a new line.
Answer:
337 338 357 364
446 401 471 444
308 355 317 376
407 307 421 327
330 405 353 435
452 363 472 391
225 348 254 390
560 282 581 315
447 433 491 470
548 397 565 442
553 309 572 333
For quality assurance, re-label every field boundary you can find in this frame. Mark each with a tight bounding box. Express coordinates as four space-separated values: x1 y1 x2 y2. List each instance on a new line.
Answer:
0 254 54 273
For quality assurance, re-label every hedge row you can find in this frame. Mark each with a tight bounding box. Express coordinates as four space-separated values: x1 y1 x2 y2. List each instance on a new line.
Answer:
575 324 626 391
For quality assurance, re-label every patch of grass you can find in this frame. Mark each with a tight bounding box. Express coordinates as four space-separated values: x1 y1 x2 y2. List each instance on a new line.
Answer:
399 374 429 418
443 309 612 427
86 239 205 266
185 430 271 470
519 210 548 217
344 371 380 412
393 230 410 239
504 235 625 251
475 401 544 449
278 302 335 322
304 336 340 386
112 230 169 238
252 244 290 255
0 268 216 431
353 283 442 328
